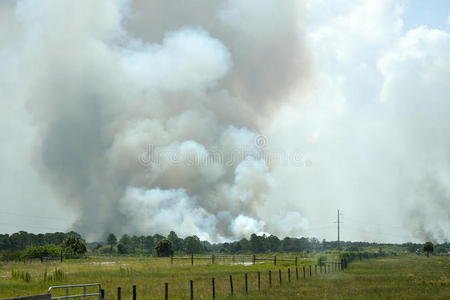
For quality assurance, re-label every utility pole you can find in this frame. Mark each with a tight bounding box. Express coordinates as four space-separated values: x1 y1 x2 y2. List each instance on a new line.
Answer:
335 210 343 248
338 209 340 244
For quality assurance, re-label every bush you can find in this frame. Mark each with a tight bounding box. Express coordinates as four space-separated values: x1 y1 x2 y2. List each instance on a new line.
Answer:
117 243 129 254
23 245 62 259
155 239 174 257
62 234 87 256
0 251 23 261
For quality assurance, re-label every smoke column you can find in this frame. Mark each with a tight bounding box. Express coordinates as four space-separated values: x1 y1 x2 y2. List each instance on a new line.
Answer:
2 0 448 243
2 0 311 241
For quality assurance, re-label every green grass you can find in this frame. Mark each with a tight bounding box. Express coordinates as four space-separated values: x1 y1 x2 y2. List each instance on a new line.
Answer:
0 254 448 299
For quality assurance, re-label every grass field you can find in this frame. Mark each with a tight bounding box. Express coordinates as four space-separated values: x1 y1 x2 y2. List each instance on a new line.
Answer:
0 254 449 299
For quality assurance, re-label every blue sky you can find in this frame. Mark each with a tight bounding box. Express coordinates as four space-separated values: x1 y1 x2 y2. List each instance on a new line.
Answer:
403 0 449 31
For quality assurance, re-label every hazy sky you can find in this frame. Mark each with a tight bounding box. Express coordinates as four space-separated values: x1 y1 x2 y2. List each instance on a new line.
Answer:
0 0 449 243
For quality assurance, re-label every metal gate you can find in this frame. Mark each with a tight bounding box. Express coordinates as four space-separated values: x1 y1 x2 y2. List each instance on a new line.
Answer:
48 283 102 299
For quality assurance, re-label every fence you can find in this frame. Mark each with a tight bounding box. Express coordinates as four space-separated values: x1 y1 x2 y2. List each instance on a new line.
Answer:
113 261 344 299
109 253 387 298
170 254 300 266
5 252 384 300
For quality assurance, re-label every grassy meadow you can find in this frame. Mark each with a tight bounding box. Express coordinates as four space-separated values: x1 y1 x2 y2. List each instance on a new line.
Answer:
0 254 449 299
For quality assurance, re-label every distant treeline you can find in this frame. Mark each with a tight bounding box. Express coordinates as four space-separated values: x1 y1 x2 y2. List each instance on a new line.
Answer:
97 231 450 255
0 231 87 261
1 231 449 257
0 231 81 251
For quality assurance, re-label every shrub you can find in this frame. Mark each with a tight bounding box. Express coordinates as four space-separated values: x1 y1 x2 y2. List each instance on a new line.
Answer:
62 234 87 256
23 244 62 259
155 239 174 257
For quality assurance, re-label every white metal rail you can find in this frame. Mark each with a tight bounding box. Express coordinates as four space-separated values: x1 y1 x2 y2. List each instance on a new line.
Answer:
48 283 102 300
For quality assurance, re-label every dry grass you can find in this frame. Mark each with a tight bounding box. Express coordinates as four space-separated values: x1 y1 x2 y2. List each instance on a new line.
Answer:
0 254 448 299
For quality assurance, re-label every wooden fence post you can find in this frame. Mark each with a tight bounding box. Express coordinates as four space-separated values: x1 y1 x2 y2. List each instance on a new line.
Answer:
296 267 299 280
279 269 282 285
288 268 291 282
258 271 261 290
295 256 298 266
269 270 272 288
100 289 104 299
253 255 256 265
212 278 215 300
190 280 194 300
274 256 277 266
191 254 194 265
309 265 312 277
245 273 248 293
229 275 233 296
117 287 121 300
303 266 305 279
165 283 168 300
132 285 136 300
315 265 317 275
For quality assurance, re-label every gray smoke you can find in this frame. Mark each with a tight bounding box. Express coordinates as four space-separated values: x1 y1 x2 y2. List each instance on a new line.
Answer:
3 0 311 241
2 0 449 244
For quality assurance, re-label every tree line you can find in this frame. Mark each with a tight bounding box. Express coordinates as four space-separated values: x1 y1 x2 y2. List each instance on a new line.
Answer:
0 231 83 251
96 231 450 256
1 230 449 259
0 231 87 261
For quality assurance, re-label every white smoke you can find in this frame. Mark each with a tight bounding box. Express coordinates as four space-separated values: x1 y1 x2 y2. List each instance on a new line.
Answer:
267 0 450 243
2 0 449 244
0 0 311 241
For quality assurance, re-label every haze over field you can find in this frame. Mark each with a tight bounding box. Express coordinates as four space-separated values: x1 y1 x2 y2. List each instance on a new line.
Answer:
0 0 449 243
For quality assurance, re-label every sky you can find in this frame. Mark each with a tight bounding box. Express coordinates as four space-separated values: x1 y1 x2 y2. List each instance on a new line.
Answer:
0 0 449 243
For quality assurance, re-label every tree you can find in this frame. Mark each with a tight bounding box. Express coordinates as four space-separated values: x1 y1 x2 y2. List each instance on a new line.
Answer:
23 244 62 259
167 231 183 252
155 239 174 257
423 242 434 257
250 234 264 253
265 235 280 252
184 236 202 254
62 234 87 255
106 233 117 253
117 234 131 254
143 236 155 252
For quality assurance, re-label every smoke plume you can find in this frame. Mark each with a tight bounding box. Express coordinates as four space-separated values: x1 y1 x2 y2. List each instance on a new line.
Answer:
2 0 449 243
3 0 310 241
